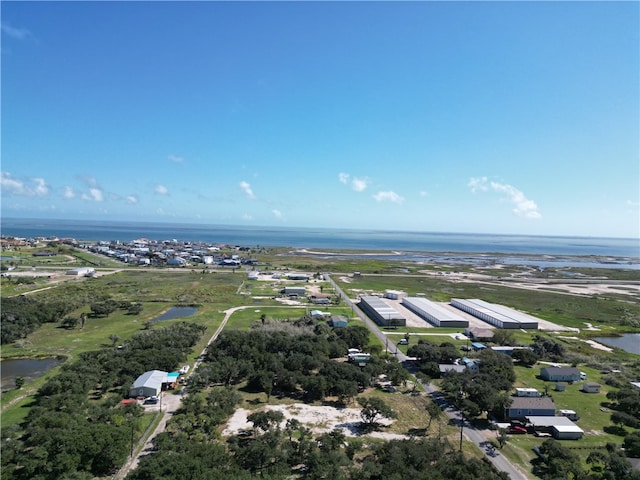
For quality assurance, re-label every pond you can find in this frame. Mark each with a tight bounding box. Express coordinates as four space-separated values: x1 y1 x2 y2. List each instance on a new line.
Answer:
151 306 198 322
1 357 62 390
594 334 640 355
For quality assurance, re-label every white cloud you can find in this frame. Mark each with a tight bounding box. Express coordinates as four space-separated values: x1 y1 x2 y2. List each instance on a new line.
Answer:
419 190 429 197
467 176 489 193
82 187 104 202
155 184 169 195
168 154 185 163
242 213 253 220
0 172 50 196
373 191 405 204
272 209 283 219
1 22 32 40
126 195 138 204
338 172 368 192
468 177 541 219
239 181 256 199
63 186 75 199
351 177 368 192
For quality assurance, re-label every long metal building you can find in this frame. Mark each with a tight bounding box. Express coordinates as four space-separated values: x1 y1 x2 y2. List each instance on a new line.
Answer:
358 295 406 327
401 297 468 328
451 298 538 329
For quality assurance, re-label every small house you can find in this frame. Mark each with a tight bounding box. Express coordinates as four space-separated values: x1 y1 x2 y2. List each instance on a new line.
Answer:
582 382 601 393
281 286 306 296
471 342 487 351
539 366 581 382
328 316 348 328
555 382 566 392
559 409 580 421
384 290 406 300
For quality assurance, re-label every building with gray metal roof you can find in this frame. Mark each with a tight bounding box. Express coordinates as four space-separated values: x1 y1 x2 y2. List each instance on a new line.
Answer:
358 295 406 327
401 297 468 328
451 298 538 329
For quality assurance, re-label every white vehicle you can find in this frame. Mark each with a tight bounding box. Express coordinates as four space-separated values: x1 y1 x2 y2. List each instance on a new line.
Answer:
179 365 190 374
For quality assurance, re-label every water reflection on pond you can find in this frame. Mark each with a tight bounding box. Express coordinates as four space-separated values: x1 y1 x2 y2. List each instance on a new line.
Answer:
594 334 640 355
151 306 198 322
1 358 62 390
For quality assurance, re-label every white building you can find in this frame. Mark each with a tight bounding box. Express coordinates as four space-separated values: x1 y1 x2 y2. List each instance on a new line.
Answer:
65 267 95 276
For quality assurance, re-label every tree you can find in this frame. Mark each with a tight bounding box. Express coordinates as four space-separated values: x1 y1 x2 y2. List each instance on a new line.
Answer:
492 329 516 346
247 410 284 434
497 428 508 449
511 348 539 367
109 334 120 346
126 303 144 315
623 431 640 457
357 396 396 427
15 376 25 389
425 400 442 429
61 317 79 329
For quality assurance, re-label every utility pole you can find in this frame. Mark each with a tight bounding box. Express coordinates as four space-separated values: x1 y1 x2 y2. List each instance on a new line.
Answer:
458 388 465 452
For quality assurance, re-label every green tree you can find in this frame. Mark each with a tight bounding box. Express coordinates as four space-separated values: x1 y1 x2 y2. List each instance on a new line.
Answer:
357 396 396 427
425 400 442 429
14 376 25 390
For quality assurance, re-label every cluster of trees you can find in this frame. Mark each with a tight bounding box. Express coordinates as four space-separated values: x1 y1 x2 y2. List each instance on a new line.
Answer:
1 322 206 480
192 324 403 405
1 295 81 344
530 335 567 361
128 384 507 480
439 349 516 419
607 384 640 430
533 439 640 480
1 292 144 343
407 339 459 378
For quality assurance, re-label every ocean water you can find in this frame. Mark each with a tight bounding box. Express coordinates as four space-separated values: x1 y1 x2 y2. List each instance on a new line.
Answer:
1 218 639 261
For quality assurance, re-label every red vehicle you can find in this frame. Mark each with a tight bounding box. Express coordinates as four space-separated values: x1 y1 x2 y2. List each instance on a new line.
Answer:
508 425 527 434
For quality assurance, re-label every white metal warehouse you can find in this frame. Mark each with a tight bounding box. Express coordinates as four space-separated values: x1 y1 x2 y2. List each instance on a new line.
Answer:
451 298 538 329
358 295 406 327
401 297 469 328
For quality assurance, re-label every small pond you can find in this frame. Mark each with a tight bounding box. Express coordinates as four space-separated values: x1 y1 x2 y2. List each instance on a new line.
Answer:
151 306 198 322
1 357 62 390
594 334 640 355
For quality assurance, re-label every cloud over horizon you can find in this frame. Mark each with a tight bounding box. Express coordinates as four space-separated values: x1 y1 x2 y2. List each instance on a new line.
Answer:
1 172 49 196
373 191 404 204
468 177 541 219
239 181 256 199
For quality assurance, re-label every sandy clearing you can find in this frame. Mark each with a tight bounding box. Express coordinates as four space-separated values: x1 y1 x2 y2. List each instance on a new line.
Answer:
223 403 407 440
556 336 614 353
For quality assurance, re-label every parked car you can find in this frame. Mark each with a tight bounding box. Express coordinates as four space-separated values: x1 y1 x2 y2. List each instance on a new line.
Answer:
508 425 527 434
145 396 159 404
398 338 409 345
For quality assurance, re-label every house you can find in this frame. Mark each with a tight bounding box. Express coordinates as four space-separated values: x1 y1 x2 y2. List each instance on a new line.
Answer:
471 342 487 351
281 286 306 296
506 396 556 419
328 316 348 328
461 357 479 374
439 364 467 375
310 310 327 319
539 366 581 382
555 382 566 392
582 382 601 393
130 370 168 398
464 327 495 342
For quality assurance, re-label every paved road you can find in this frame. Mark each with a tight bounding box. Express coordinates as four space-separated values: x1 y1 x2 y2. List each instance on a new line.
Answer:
326 274 530 480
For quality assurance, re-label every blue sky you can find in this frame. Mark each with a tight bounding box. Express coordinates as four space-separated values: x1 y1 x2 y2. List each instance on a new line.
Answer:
1 1 638 238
